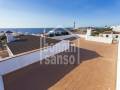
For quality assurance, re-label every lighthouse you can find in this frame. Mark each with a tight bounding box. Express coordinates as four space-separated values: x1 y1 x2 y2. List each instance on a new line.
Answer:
73 21 76 29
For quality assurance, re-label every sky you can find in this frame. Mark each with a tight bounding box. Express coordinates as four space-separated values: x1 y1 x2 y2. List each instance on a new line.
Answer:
0 0 120 28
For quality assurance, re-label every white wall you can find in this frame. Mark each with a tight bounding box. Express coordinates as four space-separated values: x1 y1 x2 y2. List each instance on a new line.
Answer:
101 34 120 41
6 33 15 43
86 36 113 44
76 34 86 38
0 40 69 75
116 39 120 90
6 46 14 57
102 34 113 38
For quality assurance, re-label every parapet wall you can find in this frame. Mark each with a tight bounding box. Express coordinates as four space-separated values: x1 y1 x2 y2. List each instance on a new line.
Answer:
86 36 113 44
0 40 70 90
0 40 70 75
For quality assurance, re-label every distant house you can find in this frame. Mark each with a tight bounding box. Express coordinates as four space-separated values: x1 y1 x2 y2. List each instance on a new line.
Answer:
5 31 16 43
111 25 120 32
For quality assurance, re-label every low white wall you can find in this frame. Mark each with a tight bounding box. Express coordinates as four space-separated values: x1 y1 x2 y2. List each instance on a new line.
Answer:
101 34 120 41
0 40 69 75
76 34 86 38
116 39 120 90
50 34 77 40
86 36 113 44
6 46 14 57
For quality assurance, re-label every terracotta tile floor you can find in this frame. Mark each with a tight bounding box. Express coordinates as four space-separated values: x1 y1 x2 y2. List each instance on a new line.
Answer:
49 39 117 90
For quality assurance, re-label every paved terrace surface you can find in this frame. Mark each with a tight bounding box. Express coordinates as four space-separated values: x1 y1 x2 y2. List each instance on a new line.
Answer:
3 38 117 90
49 39 117 90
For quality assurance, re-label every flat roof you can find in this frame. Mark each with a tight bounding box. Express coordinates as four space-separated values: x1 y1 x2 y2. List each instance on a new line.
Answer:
0 50 9 58
8 35 60 55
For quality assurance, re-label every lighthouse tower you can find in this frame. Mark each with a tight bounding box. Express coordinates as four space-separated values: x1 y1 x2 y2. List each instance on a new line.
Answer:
73 21 76 29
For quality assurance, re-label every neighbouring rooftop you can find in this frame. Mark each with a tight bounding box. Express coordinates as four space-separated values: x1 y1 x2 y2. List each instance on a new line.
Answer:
0 44 9 59
71 29 87 34
8 35 60 55
0 50 9 58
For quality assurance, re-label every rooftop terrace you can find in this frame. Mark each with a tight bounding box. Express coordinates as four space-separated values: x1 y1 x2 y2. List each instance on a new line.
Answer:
3 38 117 90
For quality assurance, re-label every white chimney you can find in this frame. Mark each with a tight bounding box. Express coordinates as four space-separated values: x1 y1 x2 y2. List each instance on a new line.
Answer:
86 28 92 40
86 28 92 36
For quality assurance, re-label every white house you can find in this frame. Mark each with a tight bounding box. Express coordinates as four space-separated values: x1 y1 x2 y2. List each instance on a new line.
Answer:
111 25 120 32
5 31 15 43
99 26 120 41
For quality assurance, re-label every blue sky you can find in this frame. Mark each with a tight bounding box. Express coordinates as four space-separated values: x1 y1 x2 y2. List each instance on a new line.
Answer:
0 0 120 28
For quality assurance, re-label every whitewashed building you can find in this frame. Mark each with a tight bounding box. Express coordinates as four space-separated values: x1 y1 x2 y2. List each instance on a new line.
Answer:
5 31 16 43
111 25 120 32
99 26 120 41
